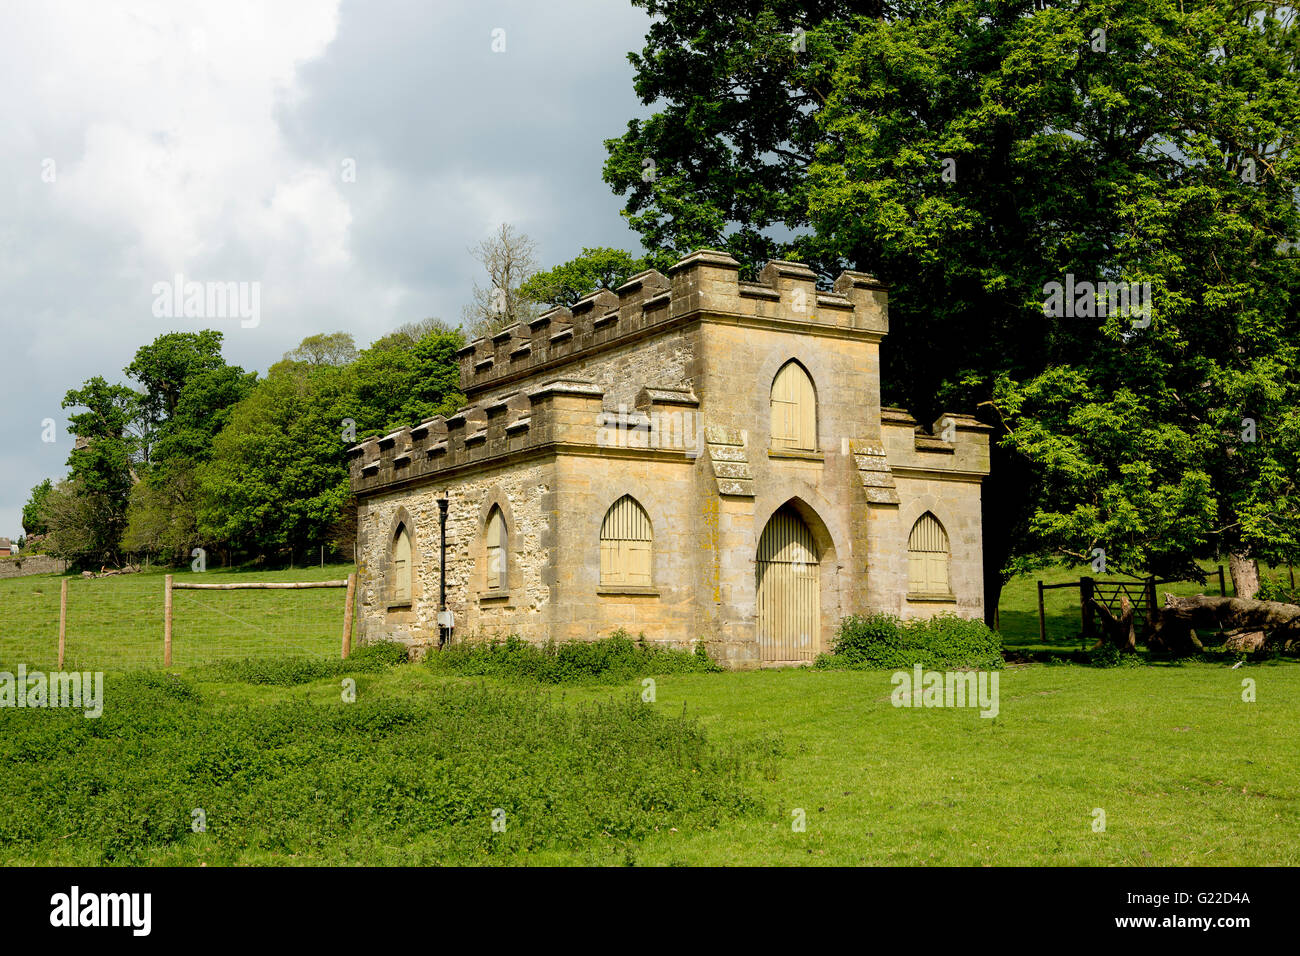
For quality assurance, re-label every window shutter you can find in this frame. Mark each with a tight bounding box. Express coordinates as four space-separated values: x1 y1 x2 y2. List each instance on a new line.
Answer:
627 539 651 585
392 525 413 603
906 513 950 595
771 362 816 451
908 552 925 593
600 496 652 587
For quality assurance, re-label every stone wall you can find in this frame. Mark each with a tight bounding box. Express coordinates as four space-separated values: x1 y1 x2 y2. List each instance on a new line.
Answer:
479 323 697 416
0 555 68 579
550 449 699 646
355 459 554 653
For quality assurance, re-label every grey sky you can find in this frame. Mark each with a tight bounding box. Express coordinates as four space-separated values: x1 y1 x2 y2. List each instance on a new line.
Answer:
0 0 655 538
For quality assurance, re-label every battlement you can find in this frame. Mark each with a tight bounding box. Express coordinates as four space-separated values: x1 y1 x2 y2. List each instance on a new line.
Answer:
347 377 705 494
455 249 888 397
350 249 894 496
880 407 992 477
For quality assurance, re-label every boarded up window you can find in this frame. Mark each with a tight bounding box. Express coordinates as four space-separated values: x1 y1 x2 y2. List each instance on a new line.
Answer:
770 361 817 451
392 523 413 604
600 495 652 586
907 512 950 595
485 506 506 590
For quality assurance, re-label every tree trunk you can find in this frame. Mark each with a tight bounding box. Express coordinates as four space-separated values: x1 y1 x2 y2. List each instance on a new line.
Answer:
1228 552 1260 600
1223 631 1267 654
1090 594 1138 652
1160 593 1300 652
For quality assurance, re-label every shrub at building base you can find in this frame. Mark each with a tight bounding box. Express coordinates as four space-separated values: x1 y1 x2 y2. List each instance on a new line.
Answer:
816 613 1003 671
428 631 720 684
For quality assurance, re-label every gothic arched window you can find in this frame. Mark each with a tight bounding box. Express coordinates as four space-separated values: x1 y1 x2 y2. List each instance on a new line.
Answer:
600 496 652 586
770 361 817 452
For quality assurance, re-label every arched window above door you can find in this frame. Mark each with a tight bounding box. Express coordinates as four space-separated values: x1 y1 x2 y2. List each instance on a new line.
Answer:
770 361 817 452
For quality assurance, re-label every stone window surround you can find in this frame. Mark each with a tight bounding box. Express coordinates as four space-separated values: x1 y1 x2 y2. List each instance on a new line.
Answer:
760 352 833 458
476 489 518 604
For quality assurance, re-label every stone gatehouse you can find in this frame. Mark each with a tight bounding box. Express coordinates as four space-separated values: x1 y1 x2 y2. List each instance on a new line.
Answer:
348 249 990 668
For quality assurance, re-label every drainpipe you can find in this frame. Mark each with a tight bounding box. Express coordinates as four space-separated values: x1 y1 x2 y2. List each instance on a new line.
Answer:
437 495 449 646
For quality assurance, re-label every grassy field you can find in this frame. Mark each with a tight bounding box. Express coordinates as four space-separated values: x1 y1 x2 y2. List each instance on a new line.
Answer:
1 659 1295 865
0 559 1263 669
1 560 1296 866
0 564 352 671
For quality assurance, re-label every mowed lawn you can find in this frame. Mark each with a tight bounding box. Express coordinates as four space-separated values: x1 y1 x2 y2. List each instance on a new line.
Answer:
357 662 1300 866
623 663 1299 866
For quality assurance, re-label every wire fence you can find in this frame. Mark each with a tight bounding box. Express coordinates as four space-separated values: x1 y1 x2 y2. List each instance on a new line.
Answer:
0 568 356 673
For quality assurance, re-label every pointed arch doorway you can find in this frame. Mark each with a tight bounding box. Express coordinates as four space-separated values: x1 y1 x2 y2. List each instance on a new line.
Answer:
756 504 820 662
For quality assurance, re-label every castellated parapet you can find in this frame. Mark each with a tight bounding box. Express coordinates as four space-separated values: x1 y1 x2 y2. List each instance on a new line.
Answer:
348 249 990 668
349 251 894 490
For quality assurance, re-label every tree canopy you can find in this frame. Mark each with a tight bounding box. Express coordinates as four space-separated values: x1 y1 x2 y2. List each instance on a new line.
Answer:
605 0 1300 600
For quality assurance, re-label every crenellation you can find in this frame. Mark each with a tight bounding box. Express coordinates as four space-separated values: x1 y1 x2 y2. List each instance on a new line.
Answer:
880 408 992 477
568 288 619 340
457 250 886 398
410 415 448 450
758 260 818 320
832 270 889 333
529 305 571 347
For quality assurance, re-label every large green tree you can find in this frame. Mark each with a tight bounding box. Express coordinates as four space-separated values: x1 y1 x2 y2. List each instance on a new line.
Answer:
21 479 52 539
606 0 1300 609
520 247 672 307
125 330 227 466
57 377 142 565
349 327 465 435
197 360 356 561
195 326 465 562
122 331 255 561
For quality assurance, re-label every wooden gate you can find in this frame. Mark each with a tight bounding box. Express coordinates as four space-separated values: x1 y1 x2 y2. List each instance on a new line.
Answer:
756 505 819 661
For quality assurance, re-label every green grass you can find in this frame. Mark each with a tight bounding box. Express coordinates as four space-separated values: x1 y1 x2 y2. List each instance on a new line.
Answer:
1 659 1295 865
0 563 354 672
1 560 1297 866
0 666 773 866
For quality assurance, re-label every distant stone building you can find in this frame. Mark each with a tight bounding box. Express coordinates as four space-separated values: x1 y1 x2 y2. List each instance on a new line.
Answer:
348 250 991 668
0 538 12 557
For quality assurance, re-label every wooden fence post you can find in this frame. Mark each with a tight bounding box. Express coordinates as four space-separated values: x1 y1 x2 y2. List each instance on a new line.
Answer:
58 578 68 670
1037 580 1046 643
341 572 356 659
1144 576 1158 630
164 574 173 668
